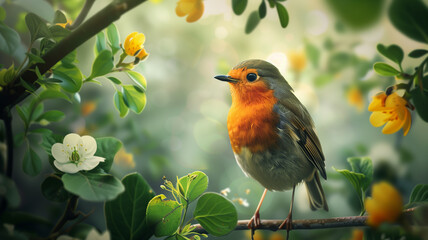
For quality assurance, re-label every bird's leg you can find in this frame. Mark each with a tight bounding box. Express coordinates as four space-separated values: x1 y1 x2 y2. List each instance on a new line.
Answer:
248 188 268 229
279 185 295 239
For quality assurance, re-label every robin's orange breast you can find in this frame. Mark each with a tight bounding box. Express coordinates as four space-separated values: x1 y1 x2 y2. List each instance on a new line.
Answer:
227 80 279 154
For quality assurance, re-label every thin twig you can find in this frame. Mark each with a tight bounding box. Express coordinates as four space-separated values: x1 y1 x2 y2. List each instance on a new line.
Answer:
0 0 147 111
190 208 417 234
50 195 79 234
69 0 96 30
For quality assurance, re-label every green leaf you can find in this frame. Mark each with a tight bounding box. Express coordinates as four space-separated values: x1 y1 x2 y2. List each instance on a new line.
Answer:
377 44 404 66
53 10 67 24
126 71 147 90
408 184 428 206
194 192 237 236
245 11 260 34
333 167 365 201
16 105 29 127
41 175 70 202
89 50 114 79
62 172 124 202
373 62 400 76
146 194 183 237
326 0 383 30
107 76 122 85
347 157 373 191
23 147 42 177
0 7 6 22
105 173 156 240
49 25 70 38
314 73 333 87
29 128 52 135
411 81 428 122
95 31 107 56
258 0 267 19
20 77 36 92
177 171 208 204
122 85 147 114
41 132 64 155
276 3 289 28
61 50 77 66
26 52 45 64
30 101 44 122
25 13 51 41
36 110 65 122
52 67 83 93
305 41 321 68
106 24 120 55
94 137 122 173
0 23 21 55
389 0 428 44
232 0 247 15
114 91 129 118
38 89 71 102
409 49 428 58
0 174 21 208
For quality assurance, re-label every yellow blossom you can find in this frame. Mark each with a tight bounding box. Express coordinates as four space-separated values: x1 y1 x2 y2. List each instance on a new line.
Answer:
364 181 403 227
175 0 204 23
287 50 307 72
350 229 364 240
269 232 285 240
347 86 364 112
114 147 135 168
124 32 149 60
56 20 72 28
368 92 411 136
81 101 96 116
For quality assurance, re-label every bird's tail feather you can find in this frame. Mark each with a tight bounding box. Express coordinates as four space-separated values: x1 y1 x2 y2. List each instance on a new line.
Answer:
305 171 328 211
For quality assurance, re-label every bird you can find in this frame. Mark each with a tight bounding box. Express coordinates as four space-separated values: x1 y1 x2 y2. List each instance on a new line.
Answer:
214 59 328 237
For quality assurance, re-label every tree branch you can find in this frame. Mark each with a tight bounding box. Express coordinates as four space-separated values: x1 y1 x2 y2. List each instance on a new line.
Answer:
190 208 417 234
69 0 96 30
50 195 79 234
0 0 147 111
0 107 13 178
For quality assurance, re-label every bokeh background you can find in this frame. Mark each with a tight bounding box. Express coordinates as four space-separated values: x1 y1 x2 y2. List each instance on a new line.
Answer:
3 0 428 239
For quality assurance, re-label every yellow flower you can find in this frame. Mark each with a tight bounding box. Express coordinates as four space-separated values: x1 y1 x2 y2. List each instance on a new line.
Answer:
368 92 411 136
56 20 72 28
347 86 364 112
114 147 135 168
269 232 285 240
287 50 307 72
81 101 96 116
350 229 364 240
175 0 204 23
124 32 149 60
364 181 403 227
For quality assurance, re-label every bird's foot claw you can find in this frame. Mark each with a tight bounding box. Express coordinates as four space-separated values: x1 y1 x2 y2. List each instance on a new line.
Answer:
247 211 261 229
278 214 293 240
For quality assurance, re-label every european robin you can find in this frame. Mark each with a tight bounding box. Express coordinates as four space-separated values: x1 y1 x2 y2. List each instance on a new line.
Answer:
215 59 328 236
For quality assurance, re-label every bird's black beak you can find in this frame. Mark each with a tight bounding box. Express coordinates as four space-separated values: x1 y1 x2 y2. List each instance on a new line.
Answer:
214 75 238 83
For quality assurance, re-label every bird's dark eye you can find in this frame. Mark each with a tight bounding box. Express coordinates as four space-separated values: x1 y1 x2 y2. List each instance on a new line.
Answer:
246 73 258 82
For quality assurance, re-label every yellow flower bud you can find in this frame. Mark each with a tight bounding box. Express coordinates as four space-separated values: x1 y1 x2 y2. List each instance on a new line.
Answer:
175 0 204 23
124 32 149 60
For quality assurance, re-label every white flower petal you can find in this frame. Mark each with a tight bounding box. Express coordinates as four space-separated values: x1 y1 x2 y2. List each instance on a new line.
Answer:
54 161 80 174
63 133 83 153
52 143 68 163
81 135 97 157
80 156 105 171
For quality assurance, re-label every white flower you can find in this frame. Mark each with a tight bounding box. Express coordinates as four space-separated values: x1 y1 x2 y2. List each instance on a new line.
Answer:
51 133 105 174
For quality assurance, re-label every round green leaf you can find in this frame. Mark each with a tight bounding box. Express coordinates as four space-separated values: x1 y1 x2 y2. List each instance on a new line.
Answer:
122 85 147 114
0 23 21 55
232 0 247 15
23 147 42 177
41 175 69 202
94 137 122 173
113 91 129 118
146 194 183 237
276 3 289 28
408 184 428 206
126 71 147 90
105 173 156 240
389 0 428 44
409 49 428 58
52 64 83 93
53 10 67 24
106 24 120 55
25 13 51 41
38 89 71 102
245 11 260 34
373 62 400 76
194 193 237 236
62 172 124 202
36 110 65 122
177 171 208 204
89 50 114 79
377 44 404 65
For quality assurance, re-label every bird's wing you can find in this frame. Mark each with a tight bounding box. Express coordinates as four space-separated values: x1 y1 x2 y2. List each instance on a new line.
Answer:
276 98 327 180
